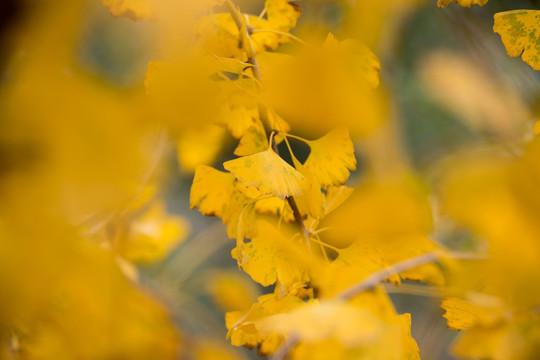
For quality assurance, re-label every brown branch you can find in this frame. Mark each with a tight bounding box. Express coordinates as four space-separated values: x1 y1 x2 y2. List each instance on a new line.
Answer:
226 0 307 238
336 252 439 301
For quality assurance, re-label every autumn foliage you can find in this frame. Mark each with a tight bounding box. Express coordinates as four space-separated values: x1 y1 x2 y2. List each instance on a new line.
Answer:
1 0 540 359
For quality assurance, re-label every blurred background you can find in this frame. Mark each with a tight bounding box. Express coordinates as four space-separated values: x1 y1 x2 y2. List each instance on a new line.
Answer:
1 0 539 359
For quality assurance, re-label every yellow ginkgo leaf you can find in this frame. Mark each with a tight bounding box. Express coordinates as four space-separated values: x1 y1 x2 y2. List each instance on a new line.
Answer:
120 201 190 263
201 55 252 76
207 272 260 312
224 149 309 199
256 301 384 347
323 34 381 89
290 152 325 220
322 178 433 247
323 186 354 216
291 319 419 360
437 0 488 7
219 104 260 140
494 10 540 71
304 127 357 188
234 125 268 156
193 340 248 360
265 0 302 33
231 221 307 288
190 165 236 218
101 0 154 20
226 186 258 264
441 295 506 331
247 0 302 53
534 120 540 135
177 124 225 172
226 294 304 356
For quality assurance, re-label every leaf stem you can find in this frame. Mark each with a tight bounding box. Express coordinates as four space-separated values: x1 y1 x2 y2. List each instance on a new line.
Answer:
227 0 308 242
284 133 310 145
252 29 308 45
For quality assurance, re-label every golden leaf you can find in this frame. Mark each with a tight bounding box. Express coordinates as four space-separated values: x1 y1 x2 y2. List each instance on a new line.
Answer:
304 127 357 188
190 165 236 218
177 124 225 172
256 301 384 347
234 125 269 156
322 178 433 247
441 295 506 331
224 149 309 199
208 272 260 312
119 201 190 263
232 221 307 288
101 0 154 21
437 0 488 7
226 294 304 355
494 10 540 71
323 186 354 216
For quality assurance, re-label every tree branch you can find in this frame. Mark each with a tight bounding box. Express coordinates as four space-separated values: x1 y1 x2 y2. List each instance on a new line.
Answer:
226 0 308 239
336 252 439 301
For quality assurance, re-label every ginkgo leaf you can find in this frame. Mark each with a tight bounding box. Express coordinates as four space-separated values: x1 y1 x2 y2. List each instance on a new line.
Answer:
102 0 225 20
197 3 300 59
494 10 540 71
193 340 246 360
190 166 260 244
222 182 260 242
265 0 302 33
290 152 325 219
256 301 384 347
177 124 225 171
231 220 307 288
303 127 356 188
219 104 260 140
322 178 434 247
290 314 420 360
224 149 309 199
120 201 190 263
207 272 260 312
441 295 506 331
323 34 381 89
234 124 268 156
101 0 154 20
190 165 236 218
437 0 488 7
202 56 252 76
262 34 383 136
323 186 354 216
313 241 398 298
226 294 304 355
226 187 258 264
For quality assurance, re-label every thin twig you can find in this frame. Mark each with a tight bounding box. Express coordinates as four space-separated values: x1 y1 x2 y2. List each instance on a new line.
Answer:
271 335 300 360
252 29 307 45
336 252 439 301
226 0 307 240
